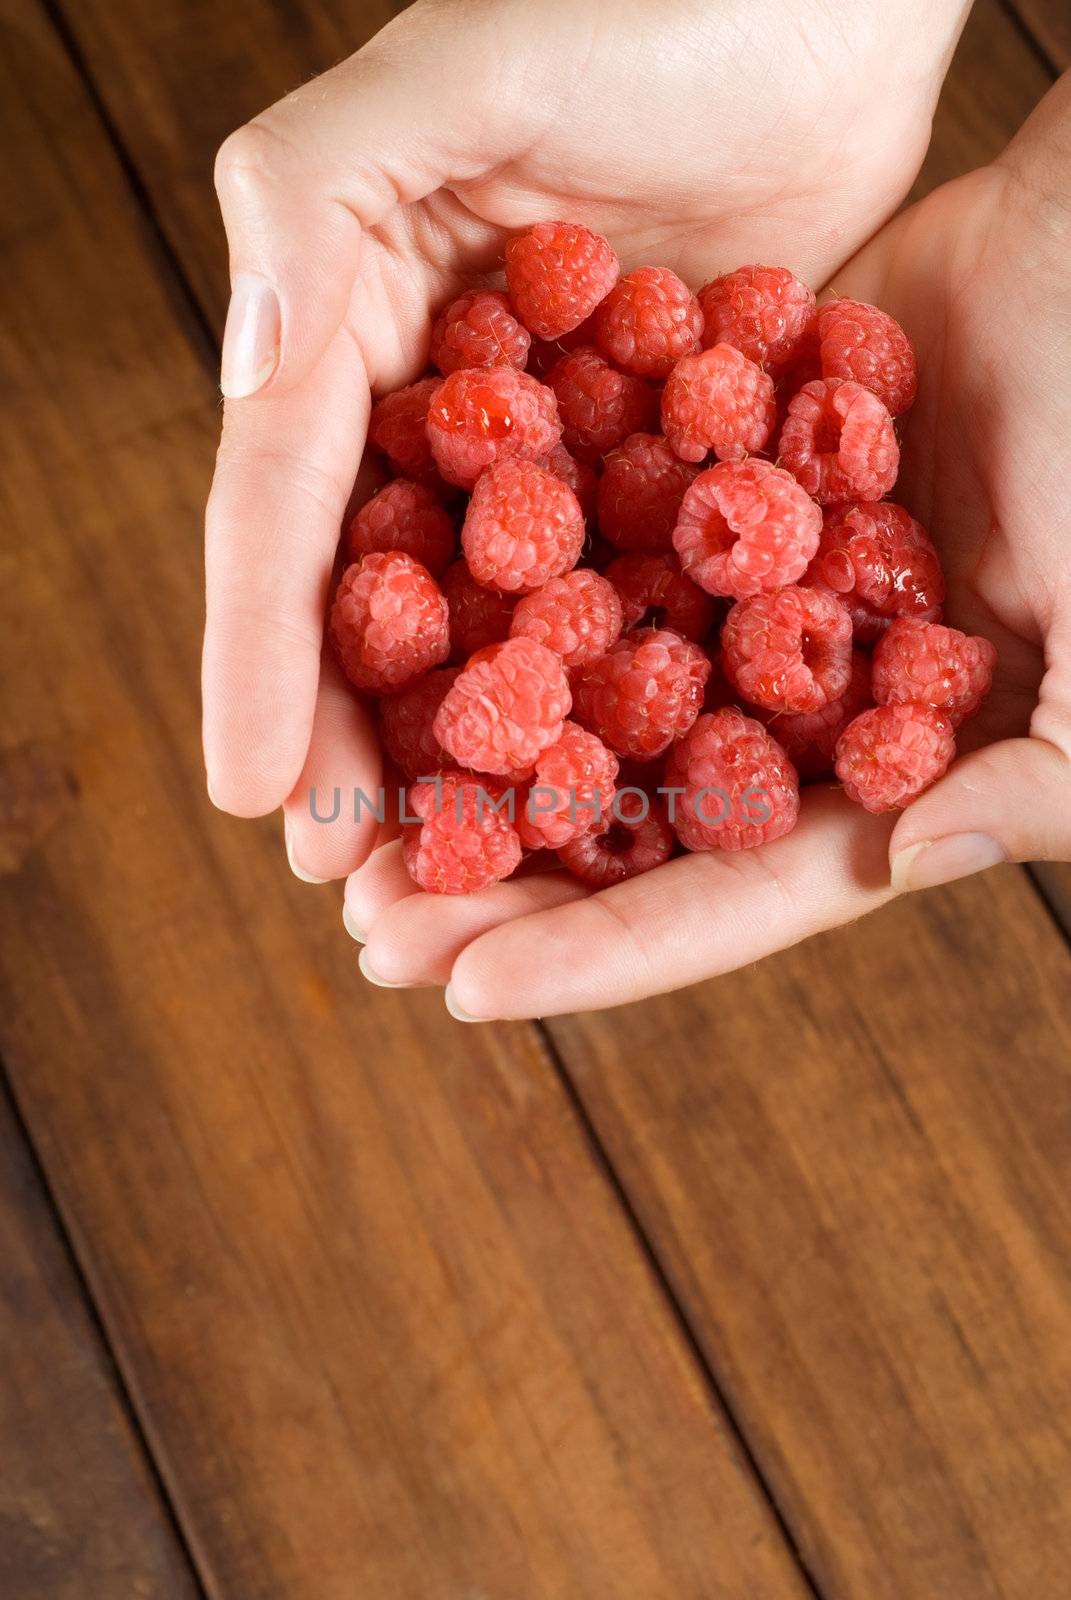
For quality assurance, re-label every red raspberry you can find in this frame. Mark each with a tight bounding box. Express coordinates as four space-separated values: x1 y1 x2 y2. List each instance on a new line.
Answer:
546 347 658 463
462 458 584 593
760 649 871 779
505 221 619 340
597 433 698 552
558 789 674 885
661 345 776 464
379 666 460 778
697 265 816 371
441 559 517 659
517 722 619 849
722 586 853 714
835 703 955 814
329 553 449 694
540 442 598 521
434 637 571 775
525 316 599 380
345 479 455 576
778 378 899 505
403 771 522 894
426 367 561 490
605 552 717 641
817 298 917 417
430 289 531 377
510 568 623 668
595 267 704 379
804 501 945 641
872 617 996 727
672 459 821 599
368 377 442 485
571 628 710 759
664 708 800 851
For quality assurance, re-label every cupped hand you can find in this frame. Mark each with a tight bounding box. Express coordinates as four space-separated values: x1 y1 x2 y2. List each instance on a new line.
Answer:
347 70 1071 1020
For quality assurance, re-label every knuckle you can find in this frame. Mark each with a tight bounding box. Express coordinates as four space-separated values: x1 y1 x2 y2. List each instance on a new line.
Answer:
213 117 296 204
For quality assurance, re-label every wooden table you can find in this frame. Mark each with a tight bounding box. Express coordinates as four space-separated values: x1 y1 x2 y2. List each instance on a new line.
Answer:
2 3 1070 1595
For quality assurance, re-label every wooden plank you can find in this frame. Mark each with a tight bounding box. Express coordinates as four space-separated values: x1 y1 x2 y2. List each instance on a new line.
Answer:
0 1080 202 1600
1011 0 1071 69
0 10 813 1599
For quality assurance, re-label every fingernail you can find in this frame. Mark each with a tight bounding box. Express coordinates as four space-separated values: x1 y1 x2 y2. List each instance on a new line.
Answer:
206 773 222 809
357 946 412 988
444 982 489 1023
220 271 280 398
284 820 329 885
891 833 1006 894
342 902 367 943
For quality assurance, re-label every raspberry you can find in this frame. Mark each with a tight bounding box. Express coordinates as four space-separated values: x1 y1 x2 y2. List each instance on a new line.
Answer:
346 479 456 576
698 265 816 371
505 222 619 340
379 666 459 779
441 559 517 659
595 267 704 378
510 568 623 668
672 459 821 599
604 552 717 641
804 501 945 640
461 458 584 593
817 298 917 416
721 586 853 714
872 617 996 727
664 708 800 851
778 378 899 505
426 367 562 490
540 442 599 521
368 378 442 484
558 789 674 885
525 316 599 380
597 433 698 552
571 628 710 759
517 722 619 849
434 637 571 775
430 289 531 377
661 345 776 464
403 772 522 894
761 649 871 779
546 347 658 463
329 553 449 694
834 703 955 814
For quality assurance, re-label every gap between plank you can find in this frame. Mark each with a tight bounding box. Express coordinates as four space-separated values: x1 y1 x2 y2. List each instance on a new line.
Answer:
998 0 1063 76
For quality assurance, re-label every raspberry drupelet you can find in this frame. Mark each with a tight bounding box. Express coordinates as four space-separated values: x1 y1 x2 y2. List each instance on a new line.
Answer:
834 703 955 814
540 443 599 521
697 264 816 371
661 345 776 463
571 627 710 759
546 346 658 463
510 569 623 668
760 649 871 780
871 617 996 727
597 433 699 552
430 289 531 376
664 707 800 851
672 459 822 599
346 479 456 576
517 722 619 850
721 586 853 714
803 501 945 640
778 378 899 505
434 636 572 775
368 377 443 485
817 297 917 416
461 458 585 593
379 666 460 779
330 553 450 694
441 559 517 659
595 266 704 379
604 551 717 641
558 789 675 885
426 367 562 490
505 221 620 340
403 771 523 894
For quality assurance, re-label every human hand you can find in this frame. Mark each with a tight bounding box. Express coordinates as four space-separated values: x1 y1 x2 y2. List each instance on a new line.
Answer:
204 0 970 885
345 70 1071 1019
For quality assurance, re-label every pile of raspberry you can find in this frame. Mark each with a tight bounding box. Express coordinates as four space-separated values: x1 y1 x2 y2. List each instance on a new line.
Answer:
330 224 996 893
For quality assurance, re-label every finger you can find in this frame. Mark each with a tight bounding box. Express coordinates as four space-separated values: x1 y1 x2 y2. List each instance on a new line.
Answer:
445 789 895 1020
343 840 416 943
281 653 383 882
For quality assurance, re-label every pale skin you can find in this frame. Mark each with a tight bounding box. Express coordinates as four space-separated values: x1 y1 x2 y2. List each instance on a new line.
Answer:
206 0 1071 1020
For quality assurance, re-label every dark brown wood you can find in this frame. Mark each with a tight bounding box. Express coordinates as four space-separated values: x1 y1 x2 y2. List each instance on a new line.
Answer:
0 1082 202 1600
0 10 812 1598
1011 0 1071 69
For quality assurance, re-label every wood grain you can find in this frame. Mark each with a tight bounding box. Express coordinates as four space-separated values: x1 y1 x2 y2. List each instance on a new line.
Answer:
0 10 812 1599
1011 0 1071 69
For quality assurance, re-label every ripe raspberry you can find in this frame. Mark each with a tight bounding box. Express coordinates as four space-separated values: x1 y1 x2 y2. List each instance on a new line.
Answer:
760 649 871 779
426 367 561 490
595 267 704 379
430 289 531 377
368 377 442 484
672 459 821 599
817 298 917 416
597 433 699 552
804 501 945 641
778 378 899 505
872 617 996 727
722 586 853 714
664 708 800 851
510 568 623 668
434 637 571 775
505 221 619 340
558 789 674 885
698 265 816 371
605 552 717 641
379 666 459 779
571 628 710 759
517 722 619 849
661 345 776 464
540 442 599 521
546 347 658 463
345 479 456 576
403 772 522 894
525 316 599 380
835 703 955 814
441 559 517 659
329 553 449 694
461 458 584 593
